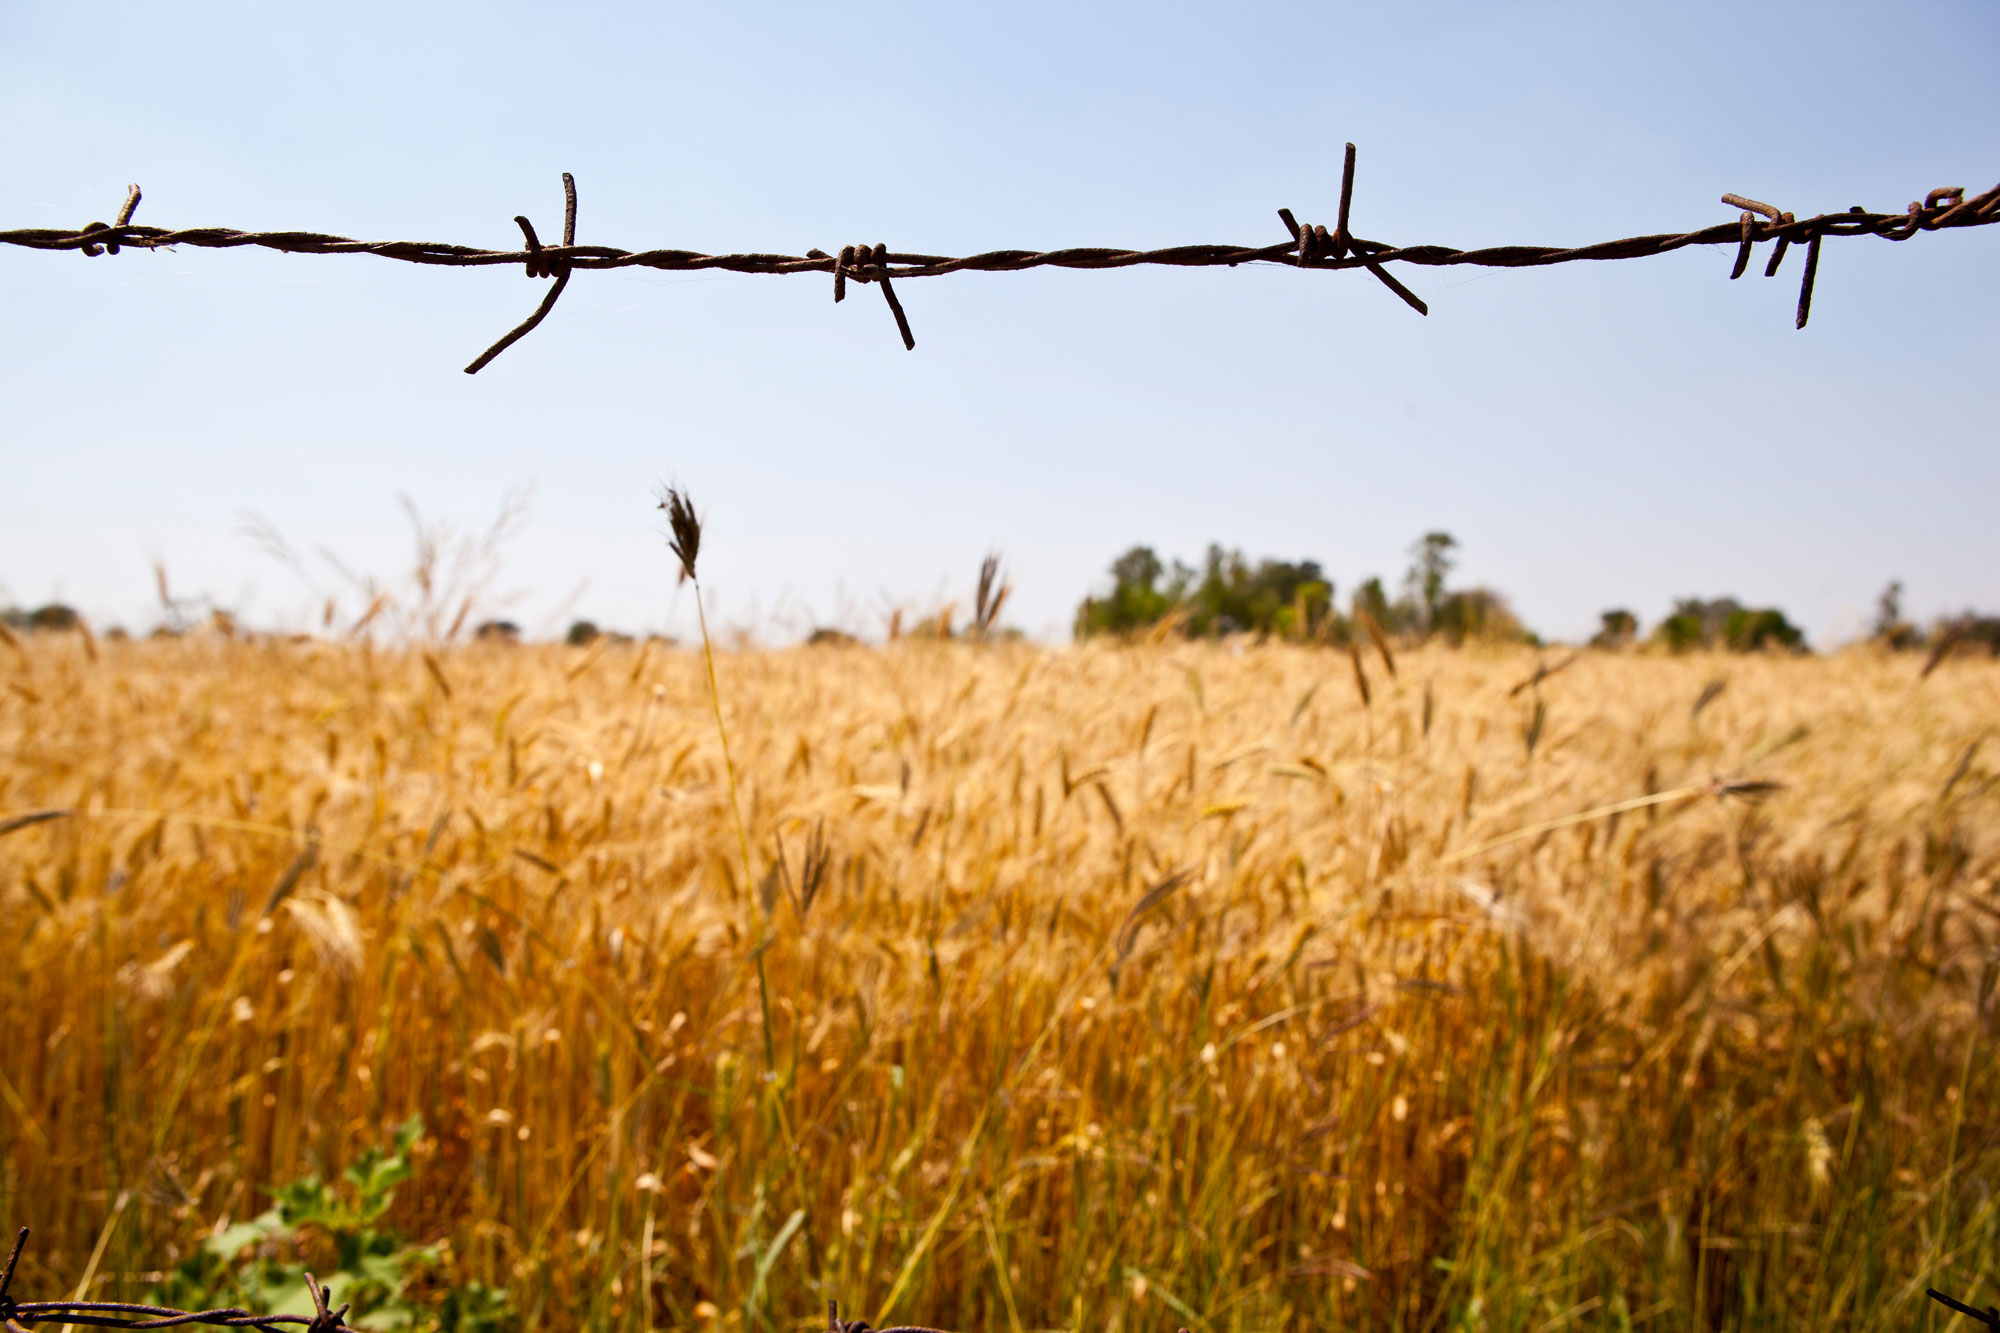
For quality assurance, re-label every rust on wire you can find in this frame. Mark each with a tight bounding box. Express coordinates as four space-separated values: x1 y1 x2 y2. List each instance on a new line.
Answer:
4 147 1996 370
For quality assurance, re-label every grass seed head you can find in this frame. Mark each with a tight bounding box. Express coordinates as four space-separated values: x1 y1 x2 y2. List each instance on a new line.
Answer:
658 486 703 583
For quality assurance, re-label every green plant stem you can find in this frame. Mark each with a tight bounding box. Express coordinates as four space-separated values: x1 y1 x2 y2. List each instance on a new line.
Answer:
693 587 755 894
693 585 774 1071
1933 1022 1980 1277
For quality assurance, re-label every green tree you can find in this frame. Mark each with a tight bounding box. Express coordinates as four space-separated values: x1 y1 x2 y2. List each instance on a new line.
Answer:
1432 587 1528 644
1351 576 1397 633
1405 531 1458 631
1182 545 1331 639
1073 545 1190 637
1591 609 1639 648
1722 606 1804 652
1653 597 1806 653
1075 544 1330 641
1873 580 1920 649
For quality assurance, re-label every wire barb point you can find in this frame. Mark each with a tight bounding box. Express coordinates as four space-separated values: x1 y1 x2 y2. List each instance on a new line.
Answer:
833 242 914 348
1335 141 1356 258
1728 211 1755 280
465 172 579 374
1928 1288 2000 1331
1795 231 1822 329
0 1226 26 1315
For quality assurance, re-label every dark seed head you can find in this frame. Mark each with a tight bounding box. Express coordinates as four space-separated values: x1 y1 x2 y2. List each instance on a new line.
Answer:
657 486 702 583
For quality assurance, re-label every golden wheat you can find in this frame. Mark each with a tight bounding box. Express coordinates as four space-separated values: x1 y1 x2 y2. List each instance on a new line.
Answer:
1 635 1995 1331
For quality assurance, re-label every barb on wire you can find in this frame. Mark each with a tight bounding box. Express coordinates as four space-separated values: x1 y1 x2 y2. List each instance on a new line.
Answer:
0 1227 360 1333
823 1299 970 1333
463 172 577 374
1930 1287 2000 1332
811 242 916 349
4 144 1995 371
1 1233 1006 1333
75 184 143 258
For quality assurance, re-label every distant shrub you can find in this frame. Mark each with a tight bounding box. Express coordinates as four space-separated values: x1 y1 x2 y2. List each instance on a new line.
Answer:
1959 616 2000 654
25 603 81 632
1722 606 1804 653
1348 576 1405 637
1872 580 1921 648
1653 597 1806 653
1654 611 1705 653
1929 613 2000 660
1591 609 1639 648
565 620 600 646
1074 546 1189 637
1431 587 1528 644
1878 622 1923 650
2 603 91 633
474 619 521 643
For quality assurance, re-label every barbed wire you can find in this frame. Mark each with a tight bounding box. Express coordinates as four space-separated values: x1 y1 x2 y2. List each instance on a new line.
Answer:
4 1228 1995 1330
1931 1287 2000 1332
2 144 1995 374
1 1228 338 1333
0 1230 1021 1333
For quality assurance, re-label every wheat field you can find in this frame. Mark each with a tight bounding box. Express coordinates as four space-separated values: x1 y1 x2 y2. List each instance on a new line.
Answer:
1 633 1996 1331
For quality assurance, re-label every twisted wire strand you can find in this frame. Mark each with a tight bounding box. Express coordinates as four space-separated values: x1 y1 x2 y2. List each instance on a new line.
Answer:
3 151 1995 372
0 1235 991 1333
7 185 1995 274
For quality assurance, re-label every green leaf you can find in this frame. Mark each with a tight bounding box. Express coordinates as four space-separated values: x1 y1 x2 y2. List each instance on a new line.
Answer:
357 1249 410 1293
246 1262 314 1318
344 1114 422 1220
392 1112 424 1156
269 1175 347 1230
438 1282 517 1333
746 1209 805 1315
205 1209 287 1260
353 1295 421 1332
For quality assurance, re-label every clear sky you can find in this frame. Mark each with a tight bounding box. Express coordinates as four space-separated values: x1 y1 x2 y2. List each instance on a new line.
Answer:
4 2 1996 645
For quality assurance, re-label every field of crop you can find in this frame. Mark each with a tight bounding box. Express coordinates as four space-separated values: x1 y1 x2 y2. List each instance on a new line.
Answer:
2 634 1996 1332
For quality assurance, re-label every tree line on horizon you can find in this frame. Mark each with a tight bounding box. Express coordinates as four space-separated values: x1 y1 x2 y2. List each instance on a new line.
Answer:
1071 532 2000 657
5 546 1998 656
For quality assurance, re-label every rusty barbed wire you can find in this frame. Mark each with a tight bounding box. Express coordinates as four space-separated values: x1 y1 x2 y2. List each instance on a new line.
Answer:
1 1228 354 1333
2 144 1996 373
2 1223 1987 1333
1931 1286 2000 1332
0 1230 1017 1333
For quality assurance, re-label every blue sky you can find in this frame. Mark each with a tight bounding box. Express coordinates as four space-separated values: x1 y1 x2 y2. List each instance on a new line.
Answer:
3 2 1995 644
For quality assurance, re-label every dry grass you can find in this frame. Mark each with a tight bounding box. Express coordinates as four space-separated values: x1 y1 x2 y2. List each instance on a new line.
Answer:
2 635 1997 1331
